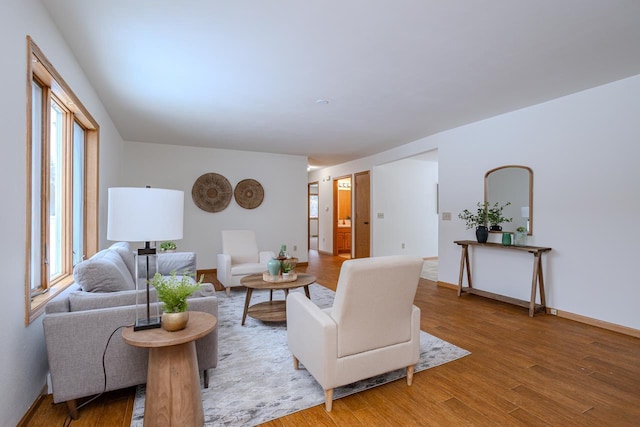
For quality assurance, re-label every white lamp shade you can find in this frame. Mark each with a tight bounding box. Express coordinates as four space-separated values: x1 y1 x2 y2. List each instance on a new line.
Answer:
107 187 184 242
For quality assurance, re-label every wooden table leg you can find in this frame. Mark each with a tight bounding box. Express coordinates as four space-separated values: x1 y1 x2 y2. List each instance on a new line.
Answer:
242 288 253 325
303 285 311 299
537 254 546 308
145 342 203 427
529 252 541 317
458 245 467 296
464 246 473 289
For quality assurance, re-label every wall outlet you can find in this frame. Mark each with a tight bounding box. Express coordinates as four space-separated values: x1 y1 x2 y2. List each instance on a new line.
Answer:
377 212 384 219
550 308 557 315
401 243 405 249
442 212 452 221
293 245 297 251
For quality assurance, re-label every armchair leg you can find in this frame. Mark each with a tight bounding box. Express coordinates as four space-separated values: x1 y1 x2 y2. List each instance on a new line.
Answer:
406 365 415 386
324 389 334 411
203 369 209 388
66 399 79 420
292 355 299 370
225 287 230 297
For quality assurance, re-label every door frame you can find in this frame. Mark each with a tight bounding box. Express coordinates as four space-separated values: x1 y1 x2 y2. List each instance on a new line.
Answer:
308 181 319 252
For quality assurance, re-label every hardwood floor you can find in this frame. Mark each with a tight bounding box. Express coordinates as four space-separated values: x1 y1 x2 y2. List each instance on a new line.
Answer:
26 251 640 426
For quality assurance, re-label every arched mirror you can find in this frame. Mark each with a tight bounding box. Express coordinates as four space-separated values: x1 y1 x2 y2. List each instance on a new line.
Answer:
484 165 533 235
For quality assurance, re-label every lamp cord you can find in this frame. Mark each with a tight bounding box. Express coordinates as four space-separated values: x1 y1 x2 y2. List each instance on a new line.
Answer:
62 323 133 427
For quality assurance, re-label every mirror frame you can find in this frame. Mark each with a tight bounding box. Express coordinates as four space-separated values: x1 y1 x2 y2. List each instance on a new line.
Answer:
484 165 533 235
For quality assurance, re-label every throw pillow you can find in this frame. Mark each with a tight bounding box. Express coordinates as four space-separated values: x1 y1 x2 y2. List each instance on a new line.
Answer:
109 241 135 278
74 249 135 292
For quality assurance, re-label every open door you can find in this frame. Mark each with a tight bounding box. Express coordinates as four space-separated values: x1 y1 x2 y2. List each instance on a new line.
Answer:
354 171 370 258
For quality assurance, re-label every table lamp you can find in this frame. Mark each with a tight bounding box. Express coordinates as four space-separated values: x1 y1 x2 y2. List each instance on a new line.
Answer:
107 187 184 331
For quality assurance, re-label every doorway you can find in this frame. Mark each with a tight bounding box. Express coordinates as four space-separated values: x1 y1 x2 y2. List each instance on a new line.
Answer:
333 176 352 257
308 182 319 252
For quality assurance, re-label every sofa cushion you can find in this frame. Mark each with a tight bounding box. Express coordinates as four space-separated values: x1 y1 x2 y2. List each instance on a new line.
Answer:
109 242 136 278
231 263 265 276
73 249 135 292
68 289 157 311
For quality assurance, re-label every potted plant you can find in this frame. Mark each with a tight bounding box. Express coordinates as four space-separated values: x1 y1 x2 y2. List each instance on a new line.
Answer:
281 258 297 279
159 241 177 252
514 226 527 246
458 202 490 243
148 270 202 331
487 201 513 231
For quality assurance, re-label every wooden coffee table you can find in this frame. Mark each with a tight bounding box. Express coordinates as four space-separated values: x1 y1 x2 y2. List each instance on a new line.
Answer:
240 273 316 325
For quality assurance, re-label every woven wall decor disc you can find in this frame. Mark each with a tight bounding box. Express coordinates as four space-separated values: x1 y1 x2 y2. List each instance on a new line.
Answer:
234 179 264 209
191 173 232 212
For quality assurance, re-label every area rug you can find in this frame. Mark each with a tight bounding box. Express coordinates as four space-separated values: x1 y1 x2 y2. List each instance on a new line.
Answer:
421 259 438 281
131 284 469 426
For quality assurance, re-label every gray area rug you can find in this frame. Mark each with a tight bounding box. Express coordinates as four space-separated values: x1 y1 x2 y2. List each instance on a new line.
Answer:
131 283 469 426
421 259 438 281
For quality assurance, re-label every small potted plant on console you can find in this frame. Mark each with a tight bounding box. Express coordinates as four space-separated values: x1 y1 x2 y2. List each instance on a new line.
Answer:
458 202 490 243
487 201 512 231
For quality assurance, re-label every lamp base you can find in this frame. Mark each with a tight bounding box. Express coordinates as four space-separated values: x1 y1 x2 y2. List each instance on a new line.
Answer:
133 316 161 331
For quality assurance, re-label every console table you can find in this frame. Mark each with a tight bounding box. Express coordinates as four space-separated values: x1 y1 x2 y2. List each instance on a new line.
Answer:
454 240 552 317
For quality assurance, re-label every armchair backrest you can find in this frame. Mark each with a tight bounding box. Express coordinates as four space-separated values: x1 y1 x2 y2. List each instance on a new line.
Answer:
331 255 423 358
221 230 260 264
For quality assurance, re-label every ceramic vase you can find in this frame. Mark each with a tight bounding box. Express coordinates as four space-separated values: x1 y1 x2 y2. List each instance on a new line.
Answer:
502 232 512 246
514 230 527 246
267 258 281 276
476 226 489 243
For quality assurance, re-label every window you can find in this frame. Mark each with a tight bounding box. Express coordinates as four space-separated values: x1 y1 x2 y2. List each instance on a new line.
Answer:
25 37 99 323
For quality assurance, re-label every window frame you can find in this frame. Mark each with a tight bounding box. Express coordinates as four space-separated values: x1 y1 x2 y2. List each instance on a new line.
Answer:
25 37 100 324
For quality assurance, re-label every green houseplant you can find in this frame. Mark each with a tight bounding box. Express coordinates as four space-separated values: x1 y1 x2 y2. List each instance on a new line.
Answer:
159 241 177 252
458 202 490 243
487 201 512 231
148 270 203 331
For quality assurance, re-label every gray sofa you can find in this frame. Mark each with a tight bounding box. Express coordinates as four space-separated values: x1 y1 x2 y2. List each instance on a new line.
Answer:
43 242 218 418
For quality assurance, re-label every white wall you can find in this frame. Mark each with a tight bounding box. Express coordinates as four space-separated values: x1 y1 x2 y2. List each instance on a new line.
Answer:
373 157 438 257
438 74 640 330
311 74 640 331
122 142 309 267
0 0 125 424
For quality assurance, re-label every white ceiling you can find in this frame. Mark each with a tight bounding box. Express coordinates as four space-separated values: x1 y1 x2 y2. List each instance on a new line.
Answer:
41 0 640 168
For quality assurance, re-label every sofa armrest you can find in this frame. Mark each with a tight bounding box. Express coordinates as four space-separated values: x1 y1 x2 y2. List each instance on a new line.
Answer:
157 251 196 276
286 293 337 389
216 253 231 286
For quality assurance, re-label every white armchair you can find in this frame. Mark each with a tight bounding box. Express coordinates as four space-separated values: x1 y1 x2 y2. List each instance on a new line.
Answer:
216 230 275 296
286 255 423 411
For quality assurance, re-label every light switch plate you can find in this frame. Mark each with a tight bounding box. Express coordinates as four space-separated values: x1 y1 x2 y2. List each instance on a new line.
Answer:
442 212 452 221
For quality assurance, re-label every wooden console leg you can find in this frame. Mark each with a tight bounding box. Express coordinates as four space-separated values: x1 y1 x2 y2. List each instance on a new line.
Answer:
537 255 546 308
529 252 541 317
457 245 466 296
203 369 209 388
